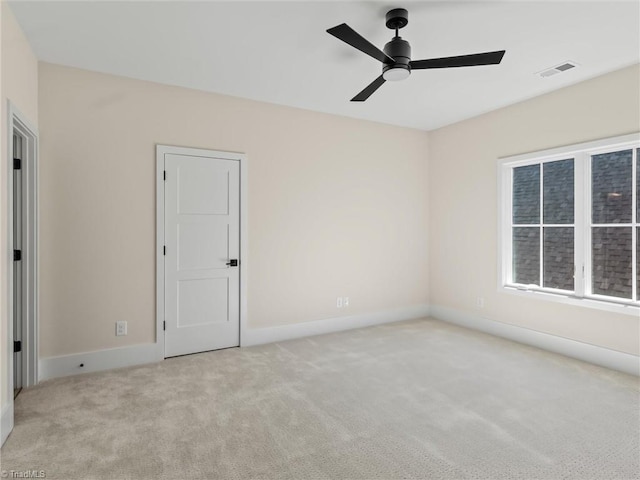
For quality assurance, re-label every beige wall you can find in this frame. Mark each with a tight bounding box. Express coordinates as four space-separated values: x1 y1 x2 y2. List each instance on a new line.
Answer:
38 62 429 358
428 64 640 356
1 1 38 413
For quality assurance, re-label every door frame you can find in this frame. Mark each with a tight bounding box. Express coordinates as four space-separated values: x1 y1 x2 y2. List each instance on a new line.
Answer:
3 101 39 441
156 145 248 356
7 102 39 387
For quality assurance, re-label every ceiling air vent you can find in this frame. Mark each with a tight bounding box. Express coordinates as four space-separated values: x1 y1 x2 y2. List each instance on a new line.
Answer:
537 61 579 78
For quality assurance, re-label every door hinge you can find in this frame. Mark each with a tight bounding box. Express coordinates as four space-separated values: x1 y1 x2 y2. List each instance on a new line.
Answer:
163 170 166 181
14 340 21 353
163 321 166 331
13 158 21 170
13 250 22 261
163 245 166 256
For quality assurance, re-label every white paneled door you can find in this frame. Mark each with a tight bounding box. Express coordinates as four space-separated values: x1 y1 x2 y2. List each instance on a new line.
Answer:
164 152 240 357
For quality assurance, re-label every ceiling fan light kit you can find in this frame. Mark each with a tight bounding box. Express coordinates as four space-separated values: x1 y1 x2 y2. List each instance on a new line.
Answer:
327 8 506 101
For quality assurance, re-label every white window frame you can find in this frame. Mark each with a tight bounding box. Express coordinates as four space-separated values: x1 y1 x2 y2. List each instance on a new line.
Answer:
498 133 640 317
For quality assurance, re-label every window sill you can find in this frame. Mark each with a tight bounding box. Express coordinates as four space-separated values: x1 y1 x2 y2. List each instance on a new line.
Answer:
500 285 640 317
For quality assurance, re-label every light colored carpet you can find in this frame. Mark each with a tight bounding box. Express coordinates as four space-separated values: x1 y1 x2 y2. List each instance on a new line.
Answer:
1 318 638 480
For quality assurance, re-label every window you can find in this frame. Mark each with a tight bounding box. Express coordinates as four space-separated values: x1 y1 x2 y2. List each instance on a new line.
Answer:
499 133 640 314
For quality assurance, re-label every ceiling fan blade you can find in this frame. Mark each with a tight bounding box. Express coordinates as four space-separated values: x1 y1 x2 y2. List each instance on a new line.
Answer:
327 23 394 65
410 50 506 70
351 75 386 102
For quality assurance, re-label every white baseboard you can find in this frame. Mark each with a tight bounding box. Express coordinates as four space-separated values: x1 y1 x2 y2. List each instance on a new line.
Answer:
38 305 430 382
1 402 14 446
242 304 430 347
32 304 637 383
39 342 164 382
429 305 640 376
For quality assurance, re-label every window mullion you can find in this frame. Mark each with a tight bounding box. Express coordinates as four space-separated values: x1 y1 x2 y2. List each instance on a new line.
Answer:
632 148 637 301
574 153 586 297
540 163 544 287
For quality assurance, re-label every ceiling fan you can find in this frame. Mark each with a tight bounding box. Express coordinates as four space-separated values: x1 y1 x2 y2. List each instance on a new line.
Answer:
327 8 506 102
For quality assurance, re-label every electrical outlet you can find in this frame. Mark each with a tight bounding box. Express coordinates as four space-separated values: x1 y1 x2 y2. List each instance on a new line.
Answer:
344 297 349 307
476 297 485 309
336 297 343 308
116 321 127 336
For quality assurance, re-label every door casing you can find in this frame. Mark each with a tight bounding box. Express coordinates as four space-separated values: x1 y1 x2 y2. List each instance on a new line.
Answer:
156 145 248 356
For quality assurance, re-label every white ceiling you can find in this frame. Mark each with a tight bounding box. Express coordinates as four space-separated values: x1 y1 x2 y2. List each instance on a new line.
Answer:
9 1 640 131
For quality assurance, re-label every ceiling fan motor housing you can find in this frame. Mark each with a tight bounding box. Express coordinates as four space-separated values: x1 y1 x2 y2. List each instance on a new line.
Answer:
383 37 411 75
